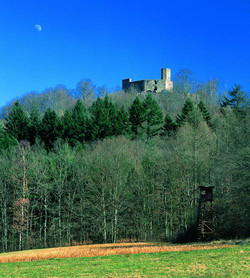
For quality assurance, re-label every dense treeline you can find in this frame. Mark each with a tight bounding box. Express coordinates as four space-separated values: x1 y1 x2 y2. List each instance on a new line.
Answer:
0 72 249 252
1 93 165 150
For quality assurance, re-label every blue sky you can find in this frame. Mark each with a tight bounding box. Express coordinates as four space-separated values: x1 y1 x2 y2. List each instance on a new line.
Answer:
0 0 249 108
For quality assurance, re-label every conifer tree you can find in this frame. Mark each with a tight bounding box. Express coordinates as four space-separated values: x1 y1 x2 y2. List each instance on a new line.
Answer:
0 125 17 151
129 96 145 139
71 99 88 144
198 100 213 128
162 113 178 137
62 109 74 145
104 95 119 136
176 98 194 126
90 95 119 140
220 84 248 114
28 107 42 145
4 101 30 142
116 106 131 135
84 117 97 142
40 108 61 151
143 94 164 140
90 97 110 140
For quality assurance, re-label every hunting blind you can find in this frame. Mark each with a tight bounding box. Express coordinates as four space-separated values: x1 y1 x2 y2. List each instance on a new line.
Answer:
197 186 215 241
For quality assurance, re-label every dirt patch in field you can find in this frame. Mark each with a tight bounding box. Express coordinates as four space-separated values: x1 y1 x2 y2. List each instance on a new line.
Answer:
0 242 231 264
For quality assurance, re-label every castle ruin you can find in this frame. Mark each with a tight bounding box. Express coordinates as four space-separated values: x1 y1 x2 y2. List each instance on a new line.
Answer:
122 68 173 93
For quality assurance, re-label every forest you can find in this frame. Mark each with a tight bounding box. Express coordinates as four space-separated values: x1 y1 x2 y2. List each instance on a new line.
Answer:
0 71 249 252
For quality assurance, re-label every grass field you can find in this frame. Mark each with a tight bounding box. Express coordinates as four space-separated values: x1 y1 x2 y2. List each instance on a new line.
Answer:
0 241 249 277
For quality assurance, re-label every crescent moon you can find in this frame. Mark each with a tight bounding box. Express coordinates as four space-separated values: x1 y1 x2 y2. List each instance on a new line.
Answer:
35 24 42 31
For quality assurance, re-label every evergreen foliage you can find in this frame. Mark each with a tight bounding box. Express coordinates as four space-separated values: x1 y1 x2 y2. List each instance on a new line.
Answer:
220 84 248 114
71 100 88 144
162 113 178 136
129 96 145 138
116 106 131 135
4 101 30 142
103 95 119 136
28 107 42 145
176 99 194 126
0 125 17 151
90 96 114 140
143 94 164 140
62 109 74 145
40 108 61 150
198 100 213 128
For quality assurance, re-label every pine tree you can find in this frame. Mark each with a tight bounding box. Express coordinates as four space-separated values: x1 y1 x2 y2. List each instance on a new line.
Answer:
90 97 110 140
90 97 106 140
104 95 119 136
220 84 248 114
176 98 194 126
0 125 17 151
162 113 178 137
90 95 119 140
198 101 213 128
28 107 42 145
4 101 30 142
40 108 61 151
116 106 131 135
129 96 145 139
71 100 88 144
62 109 74 145
85 117 97 142
143 94 164 140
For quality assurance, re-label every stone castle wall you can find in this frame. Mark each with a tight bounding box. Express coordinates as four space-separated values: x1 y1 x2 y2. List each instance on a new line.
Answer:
122 68 173 93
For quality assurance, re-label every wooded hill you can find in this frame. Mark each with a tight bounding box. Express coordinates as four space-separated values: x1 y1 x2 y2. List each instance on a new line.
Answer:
0 72 249 252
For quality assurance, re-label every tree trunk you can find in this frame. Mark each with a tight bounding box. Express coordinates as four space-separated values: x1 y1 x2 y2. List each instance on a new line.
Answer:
150 212 153 240
113 207 118 243
44 189 48 247
19 230 22 251
102 188 107 243
163 190 169 239
58 196 62 246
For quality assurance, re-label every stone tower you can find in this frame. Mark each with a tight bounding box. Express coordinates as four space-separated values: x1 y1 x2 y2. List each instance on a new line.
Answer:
161 68 171 81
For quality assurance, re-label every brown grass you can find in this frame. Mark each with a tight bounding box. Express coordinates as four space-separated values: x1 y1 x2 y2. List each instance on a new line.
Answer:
0 242 231 264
